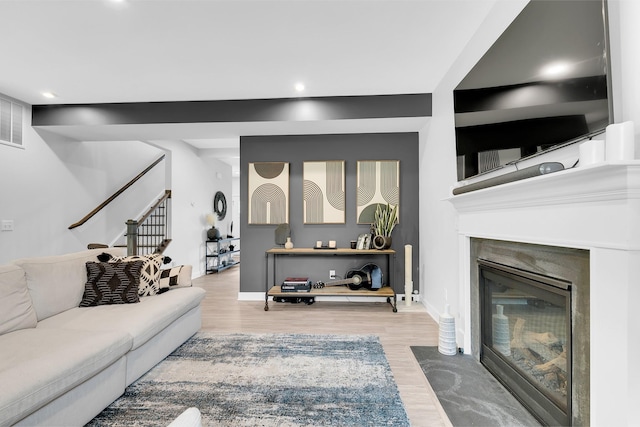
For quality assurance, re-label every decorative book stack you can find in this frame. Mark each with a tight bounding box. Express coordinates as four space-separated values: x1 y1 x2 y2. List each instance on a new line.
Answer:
281 277 311 292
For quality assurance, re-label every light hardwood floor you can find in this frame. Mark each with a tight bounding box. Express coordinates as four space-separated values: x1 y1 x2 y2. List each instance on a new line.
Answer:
194 267 452 427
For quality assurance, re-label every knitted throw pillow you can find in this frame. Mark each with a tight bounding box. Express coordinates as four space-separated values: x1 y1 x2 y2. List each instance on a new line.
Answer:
80 261 143 306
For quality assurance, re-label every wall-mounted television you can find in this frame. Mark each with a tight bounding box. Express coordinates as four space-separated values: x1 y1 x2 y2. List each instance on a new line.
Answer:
454 0 612 180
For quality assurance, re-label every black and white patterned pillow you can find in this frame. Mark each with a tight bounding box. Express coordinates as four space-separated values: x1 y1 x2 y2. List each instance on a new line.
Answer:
109 254 163 296
80 261 143 306
158 265 190 292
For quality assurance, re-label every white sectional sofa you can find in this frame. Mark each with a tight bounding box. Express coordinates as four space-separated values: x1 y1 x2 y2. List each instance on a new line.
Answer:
0 248 206 426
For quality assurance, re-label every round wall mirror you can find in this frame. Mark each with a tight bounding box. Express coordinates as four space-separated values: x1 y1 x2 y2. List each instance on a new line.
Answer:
214 191 227 220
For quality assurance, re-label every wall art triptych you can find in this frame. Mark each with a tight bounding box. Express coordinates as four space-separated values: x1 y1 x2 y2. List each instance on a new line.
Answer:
248 160 399 225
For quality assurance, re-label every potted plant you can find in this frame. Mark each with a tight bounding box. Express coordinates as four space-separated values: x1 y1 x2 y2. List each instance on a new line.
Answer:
372 203 398 249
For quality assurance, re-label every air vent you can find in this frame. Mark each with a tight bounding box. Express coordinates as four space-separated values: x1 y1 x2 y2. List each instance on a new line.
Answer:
0 96 24 146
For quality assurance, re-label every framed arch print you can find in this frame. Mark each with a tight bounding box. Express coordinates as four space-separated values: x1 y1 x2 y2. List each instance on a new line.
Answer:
303 160 345 224
248 162 289 225
356 160 399 224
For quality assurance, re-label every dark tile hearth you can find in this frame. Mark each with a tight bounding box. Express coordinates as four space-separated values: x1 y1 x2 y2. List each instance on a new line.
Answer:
411 346 541 427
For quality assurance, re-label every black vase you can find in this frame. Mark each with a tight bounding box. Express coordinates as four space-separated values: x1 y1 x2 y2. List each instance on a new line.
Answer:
372 235 392 250
207 227 221 241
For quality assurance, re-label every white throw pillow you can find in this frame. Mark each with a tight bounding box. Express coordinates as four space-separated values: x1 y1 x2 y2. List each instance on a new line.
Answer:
158 265 192 292
167 407 202 427
109 254 163 296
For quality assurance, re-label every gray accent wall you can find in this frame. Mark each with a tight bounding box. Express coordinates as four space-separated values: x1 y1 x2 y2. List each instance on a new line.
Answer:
240 133 419 294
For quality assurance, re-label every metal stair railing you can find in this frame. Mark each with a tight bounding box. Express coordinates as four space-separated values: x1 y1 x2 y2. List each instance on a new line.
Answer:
69 155 165 230
126 190 172 256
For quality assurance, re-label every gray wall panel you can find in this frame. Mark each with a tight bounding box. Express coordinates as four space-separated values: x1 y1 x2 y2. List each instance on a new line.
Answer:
32 94 431 126
240 133 419 295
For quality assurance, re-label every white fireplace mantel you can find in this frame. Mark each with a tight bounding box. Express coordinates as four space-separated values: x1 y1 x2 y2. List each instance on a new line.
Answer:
450 162 640 212
447 161 640 426
448 161 640 251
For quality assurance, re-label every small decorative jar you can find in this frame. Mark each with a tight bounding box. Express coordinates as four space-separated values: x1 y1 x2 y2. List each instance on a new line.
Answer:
284 237 294 249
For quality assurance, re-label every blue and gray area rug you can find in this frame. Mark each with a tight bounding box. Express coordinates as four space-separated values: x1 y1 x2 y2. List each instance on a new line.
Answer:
88 333 409 426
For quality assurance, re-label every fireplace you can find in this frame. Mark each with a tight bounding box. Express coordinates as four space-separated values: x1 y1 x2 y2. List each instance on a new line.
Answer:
447 163 639 425
470 239 590 426
479 259 572 426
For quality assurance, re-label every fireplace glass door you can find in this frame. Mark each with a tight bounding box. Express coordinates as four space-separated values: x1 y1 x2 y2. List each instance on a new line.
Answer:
479 259 571 426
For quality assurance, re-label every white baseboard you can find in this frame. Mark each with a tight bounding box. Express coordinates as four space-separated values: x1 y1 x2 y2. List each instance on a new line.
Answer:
424 300 440 323
395 301 427 312
237 292 265 301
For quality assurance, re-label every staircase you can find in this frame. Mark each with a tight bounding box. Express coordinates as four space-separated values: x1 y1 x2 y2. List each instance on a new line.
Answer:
126 190 172 256
68 155 172 256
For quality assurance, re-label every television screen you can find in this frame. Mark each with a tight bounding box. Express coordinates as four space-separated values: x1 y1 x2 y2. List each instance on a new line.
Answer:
454 0 612 180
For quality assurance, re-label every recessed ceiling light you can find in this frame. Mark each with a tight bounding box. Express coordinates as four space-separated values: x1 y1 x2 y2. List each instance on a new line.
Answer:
294 83 305 92
42 92 57 99
540 61 572 78
107 0 128 8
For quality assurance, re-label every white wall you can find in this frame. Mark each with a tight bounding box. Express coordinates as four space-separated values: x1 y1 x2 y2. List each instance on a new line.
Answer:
232 175 240 238
419 0 528 326
0 103 234 277
0 102 164 263
608 0 640 419
611 0 640 126
147 140 232 277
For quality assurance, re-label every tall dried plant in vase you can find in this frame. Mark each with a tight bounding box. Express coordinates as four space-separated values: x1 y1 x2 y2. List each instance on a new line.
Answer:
372 203 398 249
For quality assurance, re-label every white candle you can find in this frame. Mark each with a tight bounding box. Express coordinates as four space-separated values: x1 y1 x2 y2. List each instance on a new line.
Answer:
579 139 605 166
405 244 412 306
606 121 635 161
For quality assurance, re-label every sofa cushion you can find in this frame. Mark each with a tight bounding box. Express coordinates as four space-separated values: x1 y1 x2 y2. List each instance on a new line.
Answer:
80 261 143 307
13 247 126 321
0 264 37 335
37 286 206 351
109 253 163 296
0 328 131 426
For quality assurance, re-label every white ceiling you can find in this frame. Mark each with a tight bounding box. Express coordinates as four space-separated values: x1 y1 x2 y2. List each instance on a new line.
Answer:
0 0 500 173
